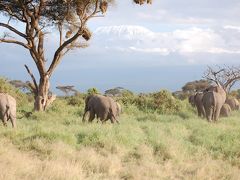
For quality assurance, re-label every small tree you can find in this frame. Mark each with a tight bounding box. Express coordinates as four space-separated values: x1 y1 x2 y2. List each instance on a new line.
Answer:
56 85 78 96
203 66 240 92
9 80 30 92
87 87 100 95
182 79 210 94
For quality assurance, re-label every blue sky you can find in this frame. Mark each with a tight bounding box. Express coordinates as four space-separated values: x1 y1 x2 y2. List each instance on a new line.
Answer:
1 0 240 93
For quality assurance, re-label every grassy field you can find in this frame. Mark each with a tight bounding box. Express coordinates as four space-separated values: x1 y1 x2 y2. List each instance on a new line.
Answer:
0 99 240 180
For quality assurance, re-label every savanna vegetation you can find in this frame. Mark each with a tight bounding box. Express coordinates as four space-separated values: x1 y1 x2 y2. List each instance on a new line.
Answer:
1 0 240 179
1 77 240 180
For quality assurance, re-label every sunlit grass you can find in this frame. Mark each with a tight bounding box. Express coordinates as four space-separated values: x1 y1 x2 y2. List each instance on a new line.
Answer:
0 99 240 179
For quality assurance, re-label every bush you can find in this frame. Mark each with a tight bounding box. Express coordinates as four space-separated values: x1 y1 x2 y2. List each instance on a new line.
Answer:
151 90 182 114
66 94 85 106
0 77 28 107
87 88 100 95
133 90 186 115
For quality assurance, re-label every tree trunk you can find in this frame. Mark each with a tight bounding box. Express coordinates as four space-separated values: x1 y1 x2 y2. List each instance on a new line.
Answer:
34 75 50 111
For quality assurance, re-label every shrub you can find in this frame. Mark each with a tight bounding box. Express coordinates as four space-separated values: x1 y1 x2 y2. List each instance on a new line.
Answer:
66 94 85 106
87 88 100 95
0 77 28 107
133 90 186 115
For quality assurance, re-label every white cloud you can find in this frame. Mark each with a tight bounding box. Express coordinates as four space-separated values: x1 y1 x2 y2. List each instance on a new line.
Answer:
93 25 240 57
129 47 170 55
224 25 240 32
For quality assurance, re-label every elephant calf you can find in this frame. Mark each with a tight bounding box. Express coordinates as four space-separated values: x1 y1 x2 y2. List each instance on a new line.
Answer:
220 104 231 117
116 102 122 117
82 94 120 124
225 98 240 111
188 95 195 107
0 93 16 128
194 92 205 118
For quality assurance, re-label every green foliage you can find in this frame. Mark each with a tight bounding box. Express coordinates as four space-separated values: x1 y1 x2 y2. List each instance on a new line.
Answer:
182 79 210 93
132 90 187 115
229 89 240 99
172 90 189 100
87 87 100 95
104 87 134 97
65 94 85 106
151 90 182 114
0 77 29 107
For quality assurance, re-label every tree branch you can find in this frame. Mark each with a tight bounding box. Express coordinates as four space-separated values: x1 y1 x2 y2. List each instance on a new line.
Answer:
0 38 30 49
0 22 27 39
24 64 38 95
47 1 101 77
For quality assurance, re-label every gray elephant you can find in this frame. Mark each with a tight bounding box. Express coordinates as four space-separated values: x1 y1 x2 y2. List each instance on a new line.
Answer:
220 103 231 117
0 93 16 128
225 97 240 111
188 95 195 107
203 85 227 121
82 94 119 124
202 85 226 122
194 92 205 118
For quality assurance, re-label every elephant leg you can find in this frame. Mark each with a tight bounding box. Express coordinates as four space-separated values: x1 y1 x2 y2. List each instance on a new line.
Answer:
197 106 201 117
88 110 95 123
99 112 108 124
214 106 221 122
100 116 108 124
82 110 89 123
110 117 114 124
205 107 213 122
2 115 7 127
10 118 16 128
101 119 108 124
9 115 16 128
201 106 206 118
115 118 120 124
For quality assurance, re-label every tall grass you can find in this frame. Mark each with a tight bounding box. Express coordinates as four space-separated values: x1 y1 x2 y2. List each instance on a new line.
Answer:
0 98 240 179
0 79 240 179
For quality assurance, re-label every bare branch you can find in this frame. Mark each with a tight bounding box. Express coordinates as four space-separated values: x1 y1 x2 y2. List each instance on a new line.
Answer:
0 38 30 49
47 1 101 76
24 64 39 95
203 65 240 92
0 22 27 39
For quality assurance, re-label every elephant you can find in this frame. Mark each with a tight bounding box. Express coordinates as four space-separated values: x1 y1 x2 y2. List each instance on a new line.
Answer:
234 98 240 110
0 93 16 128
82 94 119 124
225 97 240 111
116 102 122 117
194 92 205 118
202 85 226 122
220 103 231 117
188 95 195 107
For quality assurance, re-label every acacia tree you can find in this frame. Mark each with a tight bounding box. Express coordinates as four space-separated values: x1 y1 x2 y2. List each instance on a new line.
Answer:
0 0 151 111
204 66 240 93
182 79 210 94
56 85 78 96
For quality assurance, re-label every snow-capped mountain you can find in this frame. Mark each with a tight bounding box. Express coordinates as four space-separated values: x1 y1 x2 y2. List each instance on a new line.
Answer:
92 25 169 54
91 25 240 55
94 25 155 41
